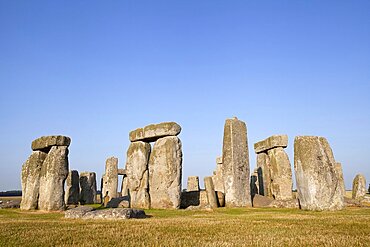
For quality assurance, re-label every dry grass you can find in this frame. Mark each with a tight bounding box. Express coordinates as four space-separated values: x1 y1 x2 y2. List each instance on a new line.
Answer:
1 207 370 246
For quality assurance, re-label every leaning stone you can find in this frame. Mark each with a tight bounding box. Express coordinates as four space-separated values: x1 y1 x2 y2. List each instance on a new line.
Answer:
65 206 94 219
352 174 367 200
79 172 97 204
129 122 181 142
222 117 251 207
32 135 71 152
102 157 118 200
256 153 271 197
65 170 80 205
254 135 288 154
83 208 146 220
20 151 48 210
204 176 218 208
294 136 344 211
187 176 200 192
126 141 151 209
149 136 182 209
267 147 293 200
38 146 69 211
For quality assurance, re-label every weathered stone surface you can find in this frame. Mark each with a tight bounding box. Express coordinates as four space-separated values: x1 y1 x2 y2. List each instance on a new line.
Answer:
65 170 80 205
252 195 274 207
149 136 182 209
252 195 298 209
180 190 208 209
20 151 48 210
352 174 366 200
121 175 129 197
256 153 271 197
212 160 224 193
126 141 151 209
102 157 118 200
335 162 346 197
254 135 288 154
83 208 146 220
129 122 181 142
79 172 97 204
222 117 251 207
204 176 218 208
118 169 126 175
250 169 259 197
65 206 94 219
294 136 344 211
187 176 200 192
106 196 130 208
38 146 69 211
32 135 71 152
268 147 293 200
216 191 225 207
216 156 222 164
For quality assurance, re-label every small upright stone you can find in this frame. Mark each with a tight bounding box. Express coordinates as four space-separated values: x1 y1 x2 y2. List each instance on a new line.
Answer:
79 172 97 204
335 163 346 197
187 176 200 192
250 169 259 197
212 156 224 193
204 176 218 209
65 170 80 205
121 175 129 197
352 174 366 200
102 157 118 200
31 135 71 152
129 122 181 142
222 117 251 207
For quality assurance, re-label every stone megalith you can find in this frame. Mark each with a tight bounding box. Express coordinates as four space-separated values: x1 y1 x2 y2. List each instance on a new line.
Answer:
65 170 80 205
20 151 48 210
256 152 271 197
79 172 97 204
102 157 118 200
121 175 129 197
250 169 259 198
335 162 346 197
204 176 218 208
187 176 200 192
222 117 251 207
352 174 366 200
294 136 344 211
32 135 71 152
149 136 182 209
212 157 224 193
129 122 181 142
126 141 151 209
38 146 69 211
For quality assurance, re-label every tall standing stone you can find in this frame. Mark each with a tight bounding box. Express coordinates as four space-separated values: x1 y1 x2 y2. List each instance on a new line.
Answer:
212 157 224 193
335 162 346 197
126 141 151 209
20 151 48 210
102 157 118 200
79 172 97 204
65 170 80 205
121 175 129 197
294 136 344 211
38 146 69 211
352 174 366 200
149 136 182 209
222 117 251 207
204 176 218 208
256 152 271 197
187 176 200 192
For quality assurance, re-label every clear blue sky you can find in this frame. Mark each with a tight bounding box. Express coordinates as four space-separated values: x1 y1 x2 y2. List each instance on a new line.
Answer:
1 1 369 191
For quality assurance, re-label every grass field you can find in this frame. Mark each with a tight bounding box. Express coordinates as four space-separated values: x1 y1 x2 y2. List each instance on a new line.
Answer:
1 206 370 247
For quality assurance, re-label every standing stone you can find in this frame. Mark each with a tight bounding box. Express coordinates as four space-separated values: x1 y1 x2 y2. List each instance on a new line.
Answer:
65 170 80 205
149 136 182 209
38 146 69 211
79 172 97 204
250 169 259 198
352 174 366 200
212 157 224 193
256 153 271 197
20 151 48 210
222 117 251 207
267 147 293 200
187 176 200 192
294 136 344 211
121 175 129 197
335 162 346 197
126 141 151 209
102 157 118 200
204 176 218 208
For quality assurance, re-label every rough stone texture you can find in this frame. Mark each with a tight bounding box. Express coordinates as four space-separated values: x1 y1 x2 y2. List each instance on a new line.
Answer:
83 208 146 220
65 206 94 219
216 191 225 207
79 172 97 204
352 174 367 200
106 196 130 208
252 195 299 209
38 146 69 211
216 156 222 164
32 135 71 152
20 151 48 210
65 170 80 205
212 160 224 193
117 169 126 175
254 135 288 154
120 175 129 197
335 162 346 197
222 117 251 207
102 157 118 200
187 176 200 192
252 194 275 207
129 122 181 142
126 141 151 209
204 176 218 208
250 169 259 197
256 153 271 197
294 136 344 211
267 147 293 200
180 190 208 209
149 136 182 209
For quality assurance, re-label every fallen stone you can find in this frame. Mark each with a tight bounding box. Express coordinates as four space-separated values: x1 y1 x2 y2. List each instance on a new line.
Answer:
252 194 274 207
106 196 130 208
352 174 367 200
32 135 71 152
269 199 299 209
83 208 146 220
65 170 80 205
294 136 344 211
187 176 200 192
254 135 288 154
79 172 97 204
65 206 94 219
180 190 208 209
222 117 251 207
204 176 218 208
149 136 182 209
102 157 118 200
129 122 181 142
